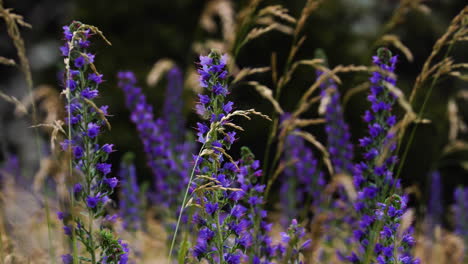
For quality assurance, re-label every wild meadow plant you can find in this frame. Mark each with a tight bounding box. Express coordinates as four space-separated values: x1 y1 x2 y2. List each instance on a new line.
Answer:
318 70 354 175
1 3 467 264
187 51 250 263
427 171 443 230
181 50 310 264
348 48 417 264
0 154 20 185
454 187 468 261
118 70 193 216
280 131 324 225
118 153 142 232
58 21 128 264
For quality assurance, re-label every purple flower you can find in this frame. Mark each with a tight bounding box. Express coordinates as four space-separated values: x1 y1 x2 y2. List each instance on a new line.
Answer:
61 254 73 264
105 177 119 188
81 87 99 99
74 56 86 68
60 45 69 56
213 83 227 96
87 122 100 138
73 183 83 194
205 202 219 215
199 94 210 104
97 163 112 175
57 211 66 221
280 128 324 225
73 145 84 159
63 225 72 236
317 70 354 174
86 196 100 208
62 26 72 40
88 73 103 84
223 101 234 113
101 144 114 153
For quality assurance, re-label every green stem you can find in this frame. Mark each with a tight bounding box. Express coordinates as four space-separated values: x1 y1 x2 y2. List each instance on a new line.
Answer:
215 193 224 264
395 36 457 183
168 143 206 263
64 41 79 264
88 209 96 264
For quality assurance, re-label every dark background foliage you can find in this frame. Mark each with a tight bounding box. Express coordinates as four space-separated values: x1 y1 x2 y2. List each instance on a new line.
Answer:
0 0 467 212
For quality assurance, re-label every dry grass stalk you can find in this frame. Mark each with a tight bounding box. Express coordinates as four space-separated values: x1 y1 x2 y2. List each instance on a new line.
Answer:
192 39 227 55
0 56 15 66
442 140 468 155
222 108 271 122
380 0 429 36
294 0 321 38
83 98 111 130
409 6 467 103
19 85 64 125
244 23 279 43
378 34 414 62
305 213 327 263
292 118 325 127
279 58 323 89
447 98 463 142
293 64 370 118
246 81 284 114
385 82 418 121
325 173 357 202
0 2 32 88
31 120 65 152
398 6 467 143
232 66 270 83
0 91 27 115
200 0 235 44
258 5 296 24
146 58 176 87
264 159 296 198
343 82 370 108
291 130 333 176
256 16 294 35
212 146 240 170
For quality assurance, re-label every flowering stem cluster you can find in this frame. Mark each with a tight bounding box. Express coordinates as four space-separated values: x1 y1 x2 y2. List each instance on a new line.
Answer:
118 153 142 232
349 48 416 264
189 51 246 263
454 187 468 261
318 70 354 174
280 131 324 225
118 71 193 214
277 219 312 264
58 21 127 264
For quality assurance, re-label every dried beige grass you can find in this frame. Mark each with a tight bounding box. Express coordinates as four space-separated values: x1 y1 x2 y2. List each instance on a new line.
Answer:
20 85 64 125
378 34 414 62
0 91 27 115
0 56 15 66
246 81 284 114
0 1 33 89
199 0 235 44
232 66 270 83
343 82 370 108
146 58 176 87
410 7 467 103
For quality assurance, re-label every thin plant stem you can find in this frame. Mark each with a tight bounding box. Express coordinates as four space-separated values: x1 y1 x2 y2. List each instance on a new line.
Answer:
45 197 56 264
395 34 458 185
168 142 206 263
64 38 79 264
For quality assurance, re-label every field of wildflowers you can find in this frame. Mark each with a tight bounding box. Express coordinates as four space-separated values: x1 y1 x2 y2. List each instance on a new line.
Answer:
0 0 467 263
